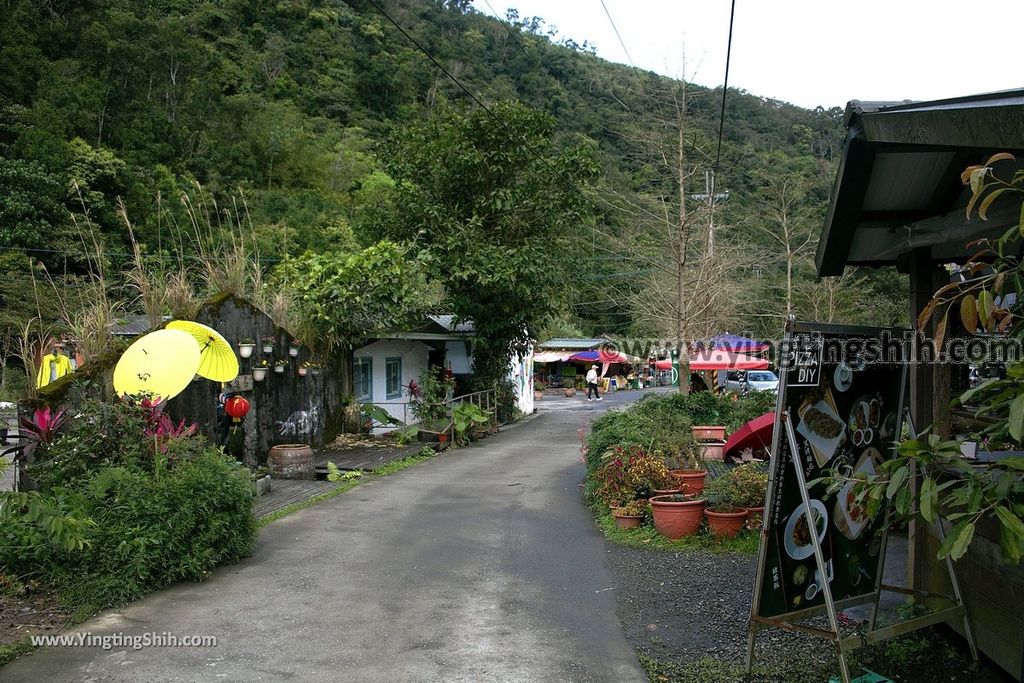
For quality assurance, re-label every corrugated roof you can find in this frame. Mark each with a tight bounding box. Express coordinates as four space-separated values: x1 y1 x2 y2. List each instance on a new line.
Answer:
537 338 607 350
110 314 160 337
428 314 475 334
817 89 1024 276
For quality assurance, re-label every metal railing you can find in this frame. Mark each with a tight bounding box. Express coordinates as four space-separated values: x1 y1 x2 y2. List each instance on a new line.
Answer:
348 389 498 437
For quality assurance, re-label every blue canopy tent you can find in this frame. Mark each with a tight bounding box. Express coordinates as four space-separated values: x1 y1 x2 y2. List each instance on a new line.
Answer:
710 333 769 353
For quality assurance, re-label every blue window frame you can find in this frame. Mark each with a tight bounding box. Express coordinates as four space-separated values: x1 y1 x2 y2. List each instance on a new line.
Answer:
354 357 373 401
385 357 402 399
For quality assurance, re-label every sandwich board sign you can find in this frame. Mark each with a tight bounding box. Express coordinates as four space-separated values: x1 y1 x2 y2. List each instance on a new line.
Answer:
745 321 975 683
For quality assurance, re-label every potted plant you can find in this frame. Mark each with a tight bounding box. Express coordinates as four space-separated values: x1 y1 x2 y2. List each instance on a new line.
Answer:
273 359 288 374
649 493 706 539
409 370 454 444
262 336 276 354
705 503 748 538
667 444 707 496
563 385 577 397
309 361 322 377
612 499 648 529
252 359 270 381
453 402 489 445
238 338 256 359
534 380 546 400
289 340 301 357
298 362 309 377
731 464 769 529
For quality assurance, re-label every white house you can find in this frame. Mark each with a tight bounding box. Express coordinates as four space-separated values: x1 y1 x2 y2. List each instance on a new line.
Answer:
352 316 534 431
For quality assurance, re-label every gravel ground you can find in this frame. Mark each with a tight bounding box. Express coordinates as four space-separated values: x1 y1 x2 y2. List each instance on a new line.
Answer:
602 536 1010 683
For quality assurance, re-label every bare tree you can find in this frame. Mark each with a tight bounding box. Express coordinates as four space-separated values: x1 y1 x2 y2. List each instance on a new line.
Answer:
751 179 818 320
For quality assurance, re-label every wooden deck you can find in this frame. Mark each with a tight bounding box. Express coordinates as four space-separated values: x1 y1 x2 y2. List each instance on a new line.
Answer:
313 442 432 474
253 478 338 518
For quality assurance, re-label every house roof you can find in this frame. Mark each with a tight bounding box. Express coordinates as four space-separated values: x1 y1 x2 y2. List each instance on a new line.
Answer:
110 314 162 337
816 89 1024 276
537 338 608 350
378 315 474 342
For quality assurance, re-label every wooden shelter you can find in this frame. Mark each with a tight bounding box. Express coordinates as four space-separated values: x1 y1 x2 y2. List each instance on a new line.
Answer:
816 89 1024 680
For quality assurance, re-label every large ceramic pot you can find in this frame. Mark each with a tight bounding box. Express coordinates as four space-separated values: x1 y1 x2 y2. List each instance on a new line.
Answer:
563 387 577 397
670 469 707 496
692 425 726 441
268 444 315 480
706 506 748 538
649 495 706 539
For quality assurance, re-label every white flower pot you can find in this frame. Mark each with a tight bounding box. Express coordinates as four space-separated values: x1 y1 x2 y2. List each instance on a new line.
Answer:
274 365 285 374
262 344 274 354
238 344 255 359
253 368 268 382
289 346 299 357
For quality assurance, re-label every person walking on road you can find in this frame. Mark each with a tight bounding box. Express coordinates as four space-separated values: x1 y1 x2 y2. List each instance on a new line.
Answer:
586 364 602 401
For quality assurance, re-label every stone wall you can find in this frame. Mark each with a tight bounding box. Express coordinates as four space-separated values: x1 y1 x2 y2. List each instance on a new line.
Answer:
164 295 351 466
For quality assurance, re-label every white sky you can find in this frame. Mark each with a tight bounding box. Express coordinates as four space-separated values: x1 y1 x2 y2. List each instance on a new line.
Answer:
473 0 1024 110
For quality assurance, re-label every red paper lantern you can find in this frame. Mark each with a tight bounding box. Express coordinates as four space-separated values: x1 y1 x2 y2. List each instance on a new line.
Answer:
225 395 251 420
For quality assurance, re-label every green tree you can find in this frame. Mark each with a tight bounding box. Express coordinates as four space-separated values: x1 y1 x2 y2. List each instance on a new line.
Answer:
378 101 599 385
275 241 437 351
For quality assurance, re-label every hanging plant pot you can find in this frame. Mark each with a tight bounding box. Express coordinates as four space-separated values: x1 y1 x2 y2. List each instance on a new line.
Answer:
238 343 255 359
311 368 321 377
262 343 274 354
274 364 286 374
289 346 299 357
252 367 268 382
298 367 308 377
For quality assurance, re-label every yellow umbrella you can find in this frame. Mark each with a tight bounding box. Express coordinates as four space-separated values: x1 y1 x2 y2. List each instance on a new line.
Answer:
166 320 240 383
113 329 202 401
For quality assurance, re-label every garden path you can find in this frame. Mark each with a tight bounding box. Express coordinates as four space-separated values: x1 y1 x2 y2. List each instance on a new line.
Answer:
2 389 654 682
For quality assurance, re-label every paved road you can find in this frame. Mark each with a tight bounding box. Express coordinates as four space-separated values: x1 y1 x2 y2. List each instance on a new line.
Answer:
3 390 652 682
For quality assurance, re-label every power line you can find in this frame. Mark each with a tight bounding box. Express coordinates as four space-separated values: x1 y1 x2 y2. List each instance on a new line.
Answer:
713 0 737 172
598 0 638 73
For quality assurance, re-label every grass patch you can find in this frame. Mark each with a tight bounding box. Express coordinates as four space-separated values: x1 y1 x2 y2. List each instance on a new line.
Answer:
257 446 441 527
595 508 760 554
0 637 34 668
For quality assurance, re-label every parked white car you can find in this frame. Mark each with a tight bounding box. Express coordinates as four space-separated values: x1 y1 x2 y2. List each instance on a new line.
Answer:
724 370 779 395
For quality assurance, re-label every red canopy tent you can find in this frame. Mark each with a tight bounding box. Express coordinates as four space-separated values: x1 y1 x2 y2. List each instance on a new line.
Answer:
654 350 770 371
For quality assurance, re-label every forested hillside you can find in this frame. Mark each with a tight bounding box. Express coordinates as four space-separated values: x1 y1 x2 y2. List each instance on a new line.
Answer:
0 0 905 397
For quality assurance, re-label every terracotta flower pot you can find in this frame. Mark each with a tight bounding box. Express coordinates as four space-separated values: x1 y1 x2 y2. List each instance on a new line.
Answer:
692 425 726 441
649 495 706 539
614 515 644 529
670 469 707 496
706 507 748 538
652 487 683 496
534 391 544 400
744 506 765 530
563 388 576 397
700 442 725 461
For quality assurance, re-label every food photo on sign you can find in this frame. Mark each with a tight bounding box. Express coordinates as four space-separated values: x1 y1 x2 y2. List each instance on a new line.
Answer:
752 324 908 619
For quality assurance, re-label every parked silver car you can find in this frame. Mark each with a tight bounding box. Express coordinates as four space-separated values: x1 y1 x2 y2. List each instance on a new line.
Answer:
724 370 779 395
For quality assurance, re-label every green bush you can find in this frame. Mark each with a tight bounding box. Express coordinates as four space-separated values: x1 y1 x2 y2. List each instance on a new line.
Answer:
727 390 777 432
54 451 256 609
1 400 257 613
585 391 776 473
